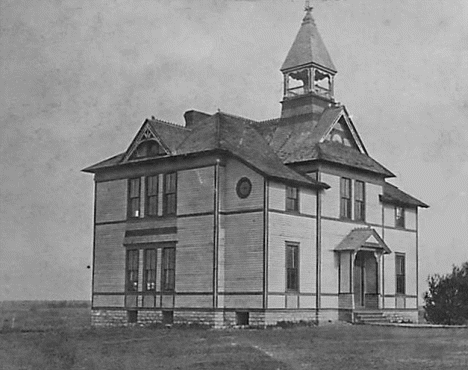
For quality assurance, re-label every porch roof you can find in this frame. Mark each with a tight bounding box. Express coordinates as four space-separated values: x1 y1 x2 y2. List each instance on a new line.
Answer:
334 228 391 254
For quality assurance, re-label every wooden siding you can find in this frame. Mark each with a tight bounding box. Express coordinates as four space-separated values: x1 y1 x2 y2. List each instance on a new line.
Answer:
383 229 417 298
93 294 125 307
269 181 285 211
405 208 417 230
95 180 127 223
223 295 263 309
176 215 214 293
268 212 316 294
301 187 317 216
321 173 340 219
177 167 214 215
175 295 212 308
320 219 362 293
222 158 264 212
366 183 382 225
94 224 126 293
222 213 264 293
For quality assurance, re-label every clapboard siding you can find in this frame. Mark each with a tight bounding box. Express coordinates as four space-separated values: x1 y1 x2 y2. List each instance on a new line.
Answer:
93 294 125 307
94 224 126 293
178 167 214 215
223 212 263 292
300 187 317 216
176 215 214 293
96 180 127 223
366 183 383 225
269 181 285 211
383 229 417 297
405 208 417 230
222 158 264 212
268 212 316 294
321 173 340 219
320 219 362 293
175 295 212 308
223 295 263 309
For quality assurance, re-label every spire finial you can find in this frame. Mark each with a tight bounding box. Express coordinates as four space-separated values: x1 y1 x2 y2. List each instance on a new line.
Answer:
304 0 313 13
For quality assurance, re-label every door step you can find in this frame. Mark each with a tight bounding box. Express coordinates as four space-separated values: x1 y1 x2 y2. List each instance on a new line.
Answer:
353 311 391 324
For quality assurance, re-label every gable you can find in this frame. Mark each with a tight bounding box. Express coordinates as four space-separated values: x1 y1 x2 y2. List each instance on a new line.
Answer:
321 111 366 154
123 121 170 162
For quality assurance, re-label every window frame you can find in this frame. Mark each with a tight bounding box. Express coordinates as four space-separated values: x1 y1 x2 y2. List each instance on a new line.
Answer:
285 186 300 212
127 177 141 219
126 249 139 292
145 175 159 217
285 243 299 292
163 172 177 216
340 177 352 219
354 180 366 222
395 206 405 229
143 248 157 292
395 253 406 295
161 247 176 292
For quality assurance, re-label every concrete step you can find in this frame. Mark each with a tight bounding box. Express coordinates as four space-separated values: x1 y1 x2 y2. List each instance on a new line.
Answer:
354 311 391 324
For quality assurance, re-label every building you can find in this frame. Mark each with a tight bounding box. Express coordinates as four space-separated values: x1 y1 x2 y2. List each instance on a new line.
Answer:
83 7 428 327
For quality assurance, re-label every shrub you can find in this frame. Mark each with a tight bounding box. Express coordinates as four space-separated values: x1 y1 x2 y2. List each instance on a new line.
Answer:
423 262 468 325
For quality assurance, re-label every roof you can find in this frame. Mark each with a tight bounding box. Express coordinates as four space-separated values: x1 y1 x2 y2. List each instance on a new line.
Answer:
176 112 328 188
381 183 429 208
281 10 336 72
335 228 391 254
147 119 190 153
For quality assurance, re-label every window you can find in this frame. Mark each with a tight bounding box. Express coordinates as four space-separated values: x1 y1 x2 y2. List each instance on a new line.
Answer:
162 247 176 292
128 178 141 218
286 243 299 292
396 254 406 294
163 173 177 216
146 175 159 217
395 206 405 228
143 249 157 291
286 186 299 212
354 180 365 221
340 177 352 219
126 249 139 292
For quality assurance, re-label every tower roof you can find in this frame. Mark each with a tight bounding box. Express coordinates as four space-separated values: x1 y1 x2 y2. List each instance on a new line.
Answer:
281 9 336 73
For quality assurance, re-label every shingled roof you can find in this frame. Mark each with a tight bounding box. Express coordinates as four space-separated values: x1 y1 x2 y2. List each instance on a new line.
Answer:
335 228 391 254
381 183 429 208
281 9 336 72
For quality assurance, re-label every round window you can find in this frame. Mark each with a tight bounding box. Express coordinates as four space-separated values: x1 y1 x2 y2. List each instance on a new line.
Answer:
236 177 252 199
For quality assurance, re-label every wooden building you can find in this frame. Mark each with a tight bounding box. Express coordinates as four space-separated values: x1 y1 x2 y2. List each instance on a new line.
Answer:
83 7 428 327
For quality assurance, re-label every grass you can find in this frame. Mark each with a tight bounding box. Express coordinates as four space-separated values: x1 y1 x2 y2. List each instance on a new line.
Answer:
1 302 468 369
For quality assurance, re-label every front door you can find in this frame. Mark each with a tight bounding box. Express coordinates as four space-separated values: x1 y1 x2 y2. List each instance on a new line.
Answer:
354 251 378 308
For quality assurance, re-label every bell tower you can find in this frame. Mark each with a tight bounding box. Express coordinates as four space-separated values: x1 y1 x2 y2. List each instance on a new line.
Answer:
281 3 337 118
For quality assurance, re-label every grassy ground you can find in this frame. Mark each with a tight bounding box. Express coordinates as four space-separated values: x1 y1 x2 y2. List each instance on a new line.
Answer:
1 302 468 369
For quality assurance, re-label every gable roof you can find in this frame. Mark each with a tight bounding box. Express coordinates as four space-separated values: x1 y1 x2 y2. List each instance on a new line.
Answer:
381 183 429 208
335 228 391 254
281 10 336 73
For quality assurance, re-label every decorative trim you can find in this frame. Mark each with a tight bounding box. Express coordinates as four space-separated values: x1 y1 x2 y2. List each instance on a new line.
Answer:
178 211 214 218
96 219 127 226
124 227 177 237
269 208 316 219
220 208 264 216
236 177 252 199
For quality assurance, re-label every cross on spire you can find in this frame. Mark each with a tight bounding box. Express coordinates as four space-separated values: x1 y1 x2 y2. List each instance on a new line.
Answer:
304 0 313 12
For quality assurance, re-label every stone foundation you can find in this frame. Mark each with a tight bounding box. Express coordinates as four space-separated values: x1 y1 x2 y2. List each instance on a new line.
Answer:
91 308 346 328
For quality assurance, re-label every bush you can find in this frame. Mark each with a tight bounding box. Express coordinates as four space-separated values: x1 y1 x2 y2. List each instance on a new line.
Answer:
423 262 468 325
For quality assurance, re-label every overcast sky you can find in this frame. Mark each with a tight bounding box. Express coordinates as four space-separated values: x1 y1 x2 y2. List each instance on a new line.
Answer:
1 0 467 301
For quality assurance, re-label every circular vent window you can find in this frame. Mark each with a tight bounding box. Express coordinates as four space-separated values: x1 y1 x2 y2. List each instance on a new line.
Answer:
236 177 252 199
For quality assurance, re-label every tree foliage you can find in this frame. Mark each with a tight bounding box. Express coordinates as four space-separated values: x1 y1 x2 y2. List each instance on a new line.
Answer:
423 262 468 325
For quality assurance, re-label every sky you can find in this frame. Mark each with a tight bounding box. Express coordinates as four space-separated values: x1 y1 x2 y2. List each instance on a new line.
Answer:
1 0 468 301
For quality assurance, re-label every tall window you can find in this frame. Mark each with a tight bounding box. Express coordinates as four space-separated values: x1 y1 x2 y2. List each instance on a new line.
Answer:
128 178 141 218
286 186 299 212
146 175 159 217
286 243 299 292
126 249 139 292
163 173 177 216
144 249 157 291
395 206 405 228
340 177 352 219
161 247 176 292
354 180 365 221
396 254 406 294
